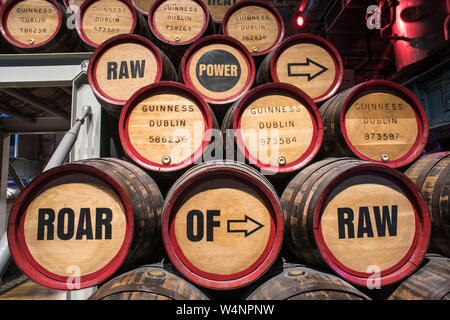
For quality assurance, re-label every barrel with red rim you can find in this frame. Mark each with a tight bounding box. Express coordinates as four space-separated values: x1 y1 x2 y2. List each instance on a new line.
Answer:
0 0 80 52
131 0 154 15
180 35 255 108
256 33 343 103
88 34 176 117
7 158 163 290
222 83 322 174
202 0 242 24
162 160 284 290
119 81 217 173
222 0 284 57
281 157 431 287
76 0 148 50
148 0 215 64
319 80 429 168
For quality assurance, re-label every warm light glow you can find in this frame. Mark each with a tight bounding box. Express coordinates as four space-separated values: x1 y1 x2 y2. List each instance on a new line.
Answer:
296 15 305 27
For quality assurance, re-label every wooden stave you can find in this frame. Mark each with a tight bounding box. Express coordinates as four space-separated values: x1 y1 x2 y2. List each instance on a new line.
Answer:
405 152 450 257
387 254 450 300
88 263 210 300
75 0 149 51
221 0 285 57
0 0 82 53
7 159 164 290
221 82 323 175
280 157 432 287
118 81 219 174
147 0 216 67
87 33 177 118
162 160 284 290
179 34 256 107
255 33 343 103
318 80 429 168
245 262 371 300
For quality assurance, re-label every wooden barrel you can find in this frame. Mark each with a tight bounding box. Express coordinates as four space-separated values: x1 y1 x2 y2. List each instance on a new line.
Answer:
256 33 343 103
221 83 322 174
388 254 450 300
0 0 80 52
7 158 164 290
319 80 429 168
131 0 154 16
76 0 148 50
222 0 284 58
118 81 218 173
281 157 431 287
405 152 450 256
202 0 242 24
88 264 210 300
180 35 255 114
162 160 284 290
245 263 371 300
87 34 177 117
147 0 215 65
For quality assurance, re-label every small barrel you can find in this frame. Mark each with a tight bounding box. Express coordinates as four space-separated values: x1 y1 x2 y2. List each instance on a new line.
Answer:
76 0 148 50
221 83 322 174
87 34 177 117
245 263 371 300
7 158 164 290
256 33 343 103
131 0 154 16
319 80 429 168
281 157 431 287
148 0 215 65
162 160 284 290
222 0 284 58
202 0 242 24
180 35 255 118
88 263 210 300
118 81 218 173
405 152 450 256
388 254 450 300
0 0 80 52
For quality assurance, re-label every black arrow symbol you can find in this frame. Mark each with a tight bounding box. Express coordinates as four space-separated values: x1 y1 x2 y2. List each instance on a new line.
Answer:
227 215 264 237
287 58 329 81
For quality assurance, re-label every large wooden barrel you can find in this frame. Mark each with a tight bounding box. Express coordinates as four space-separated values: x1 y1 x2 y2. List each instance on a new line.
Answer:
7 158 164 290
222 0 284 58
256 33 343 103
202 0 242 24
75 0 149 50
388 254 450 300
405 152 450 256
147 0 215 65
118 81 218 174
281 157 431 287
245 263 371 300
222 83 322 175
162 160 284 290
87 34 177 117
89 264 210 300
319 80 429 168
0 0 80 52
180 35 255 120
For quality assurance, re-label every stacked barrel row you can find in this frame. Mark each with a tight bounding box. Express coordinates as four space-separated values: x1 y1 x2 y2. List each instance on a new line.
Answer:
1 0 449 301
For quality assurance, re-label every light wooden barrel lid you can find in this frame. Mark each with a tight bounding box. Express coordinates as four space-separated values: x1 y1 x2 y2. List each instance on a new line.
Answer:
182 35 255 105
222 0 284 56
131 0 155 15
149 0 210 45
119 81 215 172
340 80 429 168
270 33 343 103
7 164 135 290
76 0 136 48
202 0 242 23
88 34 163 106
0 0 62 48
312 163 431 286
162 161 284 290
232 83 322 173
